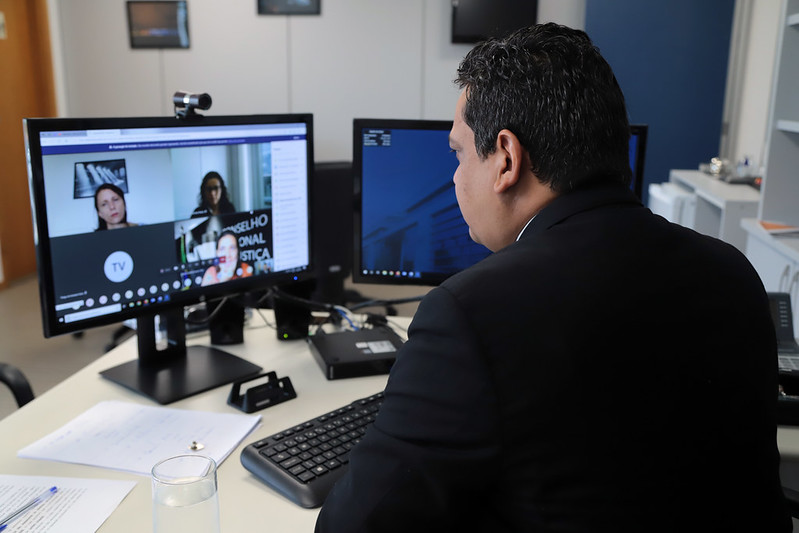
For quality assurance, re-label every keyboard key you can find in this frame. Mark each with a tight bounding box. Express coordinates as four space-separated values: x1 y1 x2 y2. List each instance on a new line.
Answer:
298 471 316 482
281 457 301 469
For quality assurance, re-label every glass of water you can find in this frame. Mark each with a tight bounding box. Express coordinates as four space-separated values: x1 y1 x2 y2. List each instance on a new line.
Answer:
152 454 221 533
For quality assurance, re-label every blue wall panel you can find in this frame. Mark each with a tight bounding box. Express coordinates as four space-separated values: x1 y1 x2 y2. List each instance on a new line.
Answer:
585 0 734 205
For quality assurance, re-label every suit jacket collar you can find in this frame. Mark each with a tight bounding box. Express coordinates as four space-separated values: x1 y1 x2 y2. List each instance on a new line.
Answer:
520 184 642 240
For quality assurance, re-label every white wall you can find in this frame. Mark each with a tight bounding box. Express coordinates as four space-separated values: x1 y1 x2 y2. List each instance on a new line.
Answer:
45 0 775 166
40 0 779 312
46 0 586 162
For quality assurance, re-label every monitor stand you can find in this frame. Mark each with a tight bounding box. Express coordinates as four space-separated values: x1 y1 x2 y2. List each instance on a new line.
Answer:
99 308 262 404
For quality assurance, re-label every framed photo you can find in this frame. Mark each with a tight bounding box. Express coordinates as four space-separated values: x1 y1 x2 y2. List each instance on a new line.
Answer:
74 160 129 199
257 0 320 15
127 1 190 49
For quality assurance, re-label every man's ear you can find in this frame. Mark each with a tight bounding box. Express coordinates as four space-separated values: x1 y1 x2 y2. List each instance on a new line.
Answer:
493 129 524 193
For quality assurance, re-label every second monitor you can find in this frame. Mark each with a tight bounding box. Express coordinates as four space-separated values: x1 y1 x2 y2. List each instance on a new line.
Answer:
352 119 648 288
353 118 491 287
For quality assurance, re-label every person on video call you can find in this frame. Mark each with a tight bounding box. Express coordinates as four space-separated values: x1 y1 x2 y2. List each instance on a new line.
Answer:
94 183 138 230
191 171 236 218
201 230 252 285
315 23 789 532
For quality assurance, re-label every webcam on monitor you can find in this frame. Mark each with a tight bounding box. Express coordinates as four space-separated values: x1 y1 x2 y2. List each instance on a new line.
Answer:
173 91 212 118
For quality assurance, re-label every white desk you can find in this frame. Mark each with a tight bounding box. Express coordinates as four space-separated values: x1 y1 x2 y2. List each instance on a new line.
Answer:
668 169 760 252
4 314 799 530
0 316 406 531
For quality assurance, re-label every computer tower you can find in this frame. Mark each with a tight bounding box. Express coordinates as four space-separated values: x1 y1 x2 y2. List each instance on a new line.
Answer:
312 161 353 305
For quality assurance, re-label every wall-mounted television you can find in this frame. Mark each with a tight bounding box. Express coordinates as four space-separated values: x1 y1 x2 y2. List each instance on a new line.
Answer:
451 0 538 44
258 0 320 15
127 1 190 49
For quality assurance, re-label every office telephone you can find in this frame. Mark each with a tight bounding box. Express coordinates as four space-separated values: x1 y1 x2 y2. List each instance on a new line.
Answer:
771 293 799 358
771 293 799 425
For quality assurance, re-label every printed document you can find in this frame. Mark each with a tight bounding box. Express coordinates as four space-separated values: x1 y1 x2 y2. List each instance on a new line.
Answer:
0 475 135 533
17 401 261 475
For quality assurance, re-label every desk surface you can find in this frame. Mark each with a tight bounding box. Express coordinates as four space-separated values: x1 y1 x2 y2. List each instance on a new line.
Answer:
0 315 406 531
4 314 799 531
669 169 761 206
741 217 799 265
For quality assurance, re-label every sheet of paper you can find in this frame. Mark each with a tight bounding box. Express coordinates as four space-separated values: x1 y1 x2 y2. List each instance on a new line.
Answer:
0 475 135 533
18 401 261 476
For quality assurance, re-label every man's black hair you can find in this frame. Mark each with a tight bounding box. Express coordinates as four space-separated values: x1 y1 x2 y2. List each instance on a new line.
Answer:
455 23 632 193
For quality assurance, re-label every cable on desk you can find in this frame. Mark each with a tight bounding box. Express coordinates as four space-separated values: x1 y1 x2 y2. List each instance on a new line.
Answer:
348 295 424 312
269 286 336 313
252 307 277 331
183 296 231 326
333 306 358 330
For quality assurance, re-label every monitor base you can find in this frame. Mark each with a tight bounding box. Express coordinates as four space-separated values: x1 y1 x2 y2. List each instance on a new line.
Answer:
100 345 261 405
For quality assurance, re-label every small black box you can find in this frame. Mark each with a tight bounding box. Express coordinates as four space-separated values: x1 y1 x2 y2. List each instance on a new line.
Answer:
307 328 404 380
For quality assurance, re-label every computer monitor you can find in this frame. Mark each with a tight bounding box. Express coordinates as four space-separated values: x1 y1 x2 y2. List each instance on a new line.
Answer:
352 119 491 286
629 124 648 199
353 119 649 288
24 113 314 403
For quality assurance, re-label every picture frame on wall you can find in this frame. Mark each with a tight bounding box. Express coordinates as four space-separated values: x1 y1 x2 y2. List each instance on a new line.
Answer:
257 0 320 15
127 1 190 49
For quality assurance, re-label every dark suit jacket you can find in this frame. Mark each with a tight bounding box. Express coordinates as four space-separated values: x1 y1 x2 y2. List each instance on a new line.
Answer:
316 184 790 532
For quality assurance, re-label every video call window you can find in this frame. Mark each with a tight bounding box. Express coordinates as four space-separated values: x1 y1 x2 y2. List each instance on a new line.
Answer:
31 119 311 332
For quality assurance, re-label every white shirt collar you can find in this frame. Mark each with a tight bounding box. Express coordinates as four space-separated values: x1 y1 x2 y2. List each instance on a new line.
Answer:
516 215 536 242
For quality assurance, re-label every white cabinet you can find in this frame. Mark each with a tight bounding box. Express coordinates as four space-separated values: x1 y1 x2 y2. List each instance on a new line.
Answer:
648 181 696 228
648 169 759 252
742 220 799 336
743 0 799 336
757 1 799 227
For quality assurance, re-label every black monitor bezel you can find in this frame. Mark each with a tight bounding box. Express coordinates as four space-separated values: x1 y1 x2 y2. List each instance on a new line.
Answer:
630 124 648 199
352 118 463 287
25 113 315 338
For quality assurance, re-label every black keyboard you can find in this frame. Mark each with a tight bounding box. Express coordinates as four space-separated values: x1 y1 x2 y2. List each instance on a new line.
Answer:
240 392 384 508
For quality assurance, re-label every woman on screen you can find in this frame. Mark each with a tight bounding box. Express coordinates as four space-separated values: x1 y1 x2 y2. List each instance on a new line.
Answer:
94 183 138 230
201 230 252 285
191 171 236 218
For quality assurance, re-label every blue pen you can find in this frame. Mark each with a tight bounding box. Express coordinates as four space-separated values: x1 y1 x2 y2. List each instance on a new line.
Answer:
0 486 58 532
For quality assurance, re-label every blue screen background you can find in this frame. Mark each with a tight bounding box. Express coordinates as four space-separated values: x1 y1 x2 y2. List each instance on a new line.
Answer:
360 127 490 279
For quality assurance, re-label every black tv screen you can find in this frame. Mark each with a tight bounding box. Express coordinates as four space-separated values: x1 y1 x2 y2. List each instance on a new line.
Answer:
451 0 538 44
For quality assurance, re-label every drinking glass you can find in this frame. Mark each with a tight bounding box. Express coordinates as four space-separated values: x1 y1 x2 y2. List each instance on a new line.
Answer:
152 454 221 533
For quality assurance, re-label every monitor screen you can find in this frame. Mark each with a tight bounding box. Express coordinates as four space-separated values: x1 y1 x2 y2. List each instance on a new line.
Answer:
353 120 649 288
25 113 314 403
352 119 491 286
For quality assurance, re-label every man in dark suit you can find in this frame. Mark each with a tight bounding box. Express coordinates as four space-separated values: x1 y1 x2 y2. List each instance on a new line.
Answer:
316 23 790 531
